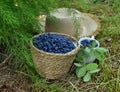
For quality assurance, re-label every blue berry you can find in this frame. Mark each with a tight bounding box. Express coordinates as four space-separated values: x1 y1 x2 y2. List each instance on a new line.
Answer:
33 33 75 54
81 39 98 47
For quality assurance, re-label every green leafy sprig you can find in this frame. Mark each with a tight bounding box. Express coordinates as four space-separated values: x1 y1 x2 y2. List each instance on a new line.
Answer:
74 40 108 82
74 63 101 82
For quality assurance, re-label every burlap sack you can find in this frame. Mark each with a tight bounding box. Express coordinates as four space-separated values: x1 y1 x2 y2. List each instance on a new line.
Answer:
45 8 100 39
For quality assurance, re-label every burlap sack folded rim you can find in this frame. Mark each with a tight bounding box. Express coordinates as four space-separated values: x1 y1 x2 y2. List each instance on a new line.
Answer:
31 32 80 56
79 13 101 38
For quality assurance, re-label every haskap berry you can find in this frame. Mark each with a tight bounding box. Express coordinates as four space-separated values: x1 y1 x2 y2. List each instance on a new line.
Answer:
33 33 75 54
81 39 98 47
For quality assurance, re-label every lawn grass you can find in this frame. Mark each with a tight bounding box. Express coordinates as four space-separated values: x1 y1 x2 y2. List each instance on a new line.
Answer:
0 0 120 92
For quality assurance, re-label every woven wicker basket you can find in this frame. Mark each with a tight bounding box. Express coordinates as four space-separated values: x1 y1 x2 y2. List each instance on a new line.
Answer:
30 32 80 79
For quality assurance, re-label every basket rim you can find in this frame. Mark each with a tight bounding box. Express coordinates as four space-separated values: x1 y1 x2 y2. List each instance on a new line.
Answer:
30 32 80 56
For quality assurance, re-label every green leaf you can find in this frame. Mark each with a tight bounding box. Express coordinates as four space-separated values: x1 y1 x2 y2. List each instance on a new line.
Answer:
91 40 96 48
95 53 105 61
86 63 98 71
95 47 108 53
76 48 90 62
74 63 82 67
83 72 91 82
90 69 101 73
91 47 108 62
91 49 105 61
76 67 86 78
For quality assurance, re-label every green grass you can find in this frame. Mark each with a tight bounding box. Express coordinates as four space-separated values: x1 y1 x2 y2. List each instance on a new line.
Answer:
1 0 120 92
0 0 58 83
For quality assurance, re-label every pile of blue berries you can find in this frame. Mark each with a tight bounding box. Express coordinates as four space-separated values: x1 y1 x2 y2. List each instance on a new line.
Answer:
33 33 76 54
80 39 98 47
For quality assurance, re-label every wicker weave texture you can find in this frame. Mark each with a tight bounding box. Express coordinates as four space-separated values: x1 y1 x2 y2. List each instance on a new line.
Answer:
31 32 80 79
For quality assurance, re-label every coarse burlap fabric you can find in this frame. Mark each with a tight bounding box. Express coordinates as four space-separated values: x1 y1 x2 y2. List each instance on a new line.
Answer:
45 12 100 39
79 13 100 38
30 32 80 79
